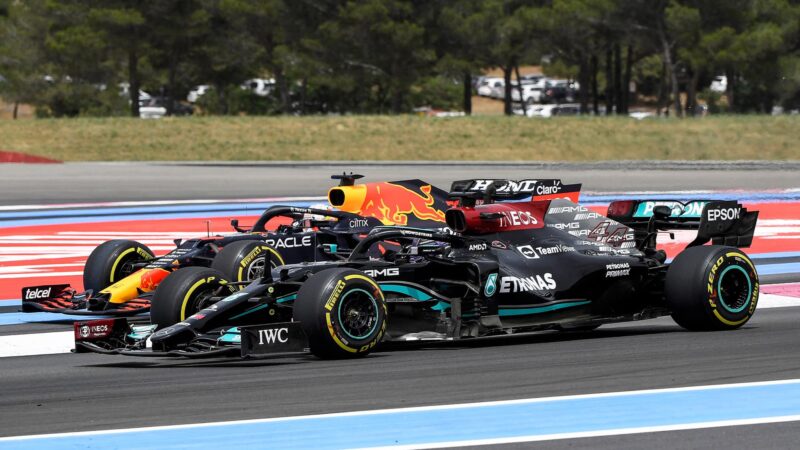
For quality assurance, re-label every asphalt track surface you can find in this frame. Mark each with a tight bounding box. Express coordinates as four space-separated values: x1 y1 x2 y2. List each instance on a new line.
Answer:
1 160 799 204
1 162 799 448
3 309 800 449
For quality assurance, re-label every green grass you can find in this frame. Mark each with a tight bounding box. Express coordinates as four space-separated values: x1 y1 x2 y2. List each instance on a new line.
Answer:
0 115 798 161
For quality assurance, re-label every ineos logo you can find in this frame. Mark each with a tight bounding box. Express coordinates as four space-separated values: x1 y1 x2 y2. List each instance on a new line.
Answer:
258 328 289 345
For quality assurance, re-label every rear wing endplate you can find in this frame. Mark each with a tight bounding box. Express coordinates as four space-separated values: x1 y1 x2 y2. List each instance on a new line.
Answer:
607 199 758 249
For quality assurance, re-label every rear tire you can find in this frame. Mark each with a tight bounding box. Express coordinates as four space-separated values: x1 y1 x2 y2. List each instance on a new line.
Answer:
293 268 387 359
83 240 154 292
211 240 283 287
150 267 235 328
666 245 759 331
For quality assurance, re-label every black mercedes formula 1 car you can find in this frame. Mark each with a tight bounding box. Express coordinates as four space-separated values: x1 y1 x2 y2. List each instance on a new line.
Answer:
73 179 759 360
23 175 450 326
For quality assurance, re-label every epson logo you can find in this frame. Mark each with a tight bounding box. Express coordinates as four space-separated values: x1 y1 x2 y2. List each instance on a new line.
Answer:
257 328 289 345
25 287 51 300
349 218 369 228
265 235 312 249
708 207 740 222
364 268 400 278
499 274 557 293
469 243 488 251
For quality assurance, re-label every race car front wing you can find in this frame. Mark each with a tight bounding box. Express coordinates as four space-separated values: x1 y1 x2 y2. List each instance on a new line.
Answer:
73 318 309 359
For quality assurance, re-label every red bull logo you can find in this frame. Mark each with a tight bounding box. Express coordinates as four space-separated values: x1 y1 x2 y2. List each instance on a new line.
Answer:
139 268 170 292
331 181 446 226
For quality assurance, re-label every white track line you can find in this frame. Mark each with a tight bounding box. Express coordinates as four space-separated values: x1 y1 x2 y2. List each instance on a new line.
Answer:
0 331 73 357
3 379 800 443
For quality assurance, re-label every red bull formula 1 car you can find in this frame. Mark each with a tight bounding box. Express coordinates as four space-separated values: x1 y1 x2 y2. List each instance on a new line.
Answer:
23 175 450 326
73 179 760 359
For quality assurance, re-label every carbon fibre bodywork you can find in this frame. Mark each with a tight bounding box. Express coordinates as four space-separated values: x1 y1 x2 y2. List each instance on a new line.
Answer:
73 179 759 359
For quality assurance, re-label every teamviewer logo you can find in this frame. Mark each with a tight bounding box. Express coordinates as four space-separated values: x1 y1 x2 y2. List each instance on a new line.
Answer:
517 245 539 259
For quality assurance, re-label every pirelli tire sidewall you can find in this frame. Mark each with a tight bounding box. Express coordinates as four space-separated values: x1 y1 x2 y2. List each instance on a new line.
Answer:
83 240 155 293
666 245 759 331
210 240 284 287
150 266 236 329
294 268 387 359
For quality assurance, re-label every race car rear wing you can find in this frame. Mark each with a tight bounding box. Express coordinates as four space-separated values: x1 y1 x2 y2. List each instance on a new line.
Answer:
449 179 581 205
606 199 758 248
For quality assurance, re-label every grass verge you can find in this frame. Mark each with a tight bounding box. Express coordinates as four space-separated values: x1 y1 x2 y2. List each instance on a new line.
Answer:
0 115 797 161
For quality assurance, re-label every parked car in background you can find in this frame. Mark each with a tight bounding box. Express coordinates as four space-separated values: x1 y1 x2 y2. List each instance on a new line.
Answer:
241 78 275 97
521 103 581 118
477 77 504 97
187 84 212 103
710 75 727 93
519 73 545 85
511 84 545 104
139 97 194 119
540 80 577 104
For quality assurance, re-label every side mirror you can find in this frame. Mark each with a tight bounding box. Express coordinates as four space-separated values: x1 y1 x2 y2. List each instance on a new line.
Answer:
653 205 672 219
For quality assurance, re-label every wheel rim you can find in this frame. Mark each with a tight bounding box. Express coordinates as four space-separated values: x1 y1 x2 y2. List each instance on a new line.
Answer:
337 288 379 340
717 265 752 314
246 257 266 280
184 287 216 320
117 259 138 279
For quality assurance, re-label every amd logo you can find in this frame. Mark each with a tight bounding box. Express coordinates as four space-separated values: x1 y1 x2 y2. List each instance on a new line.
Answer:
24 287 52 300
258 328 289 345
364 268 400 278
469 242 488 251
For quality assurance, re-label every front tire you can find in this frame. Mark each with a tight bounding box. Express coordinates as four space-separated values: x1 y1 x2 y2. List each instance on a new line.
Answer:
211 240 284 287
150 267 236 328
84 240 154 292
293 268 387 359
666 245 759 331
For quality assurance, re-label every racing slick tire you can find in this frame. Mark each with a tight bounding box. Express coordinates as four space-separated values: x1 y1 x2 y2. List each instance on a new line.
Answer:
211 240 284 287
150 266 236 328
83 240 155 293
294 268 387 359
666 245 759 331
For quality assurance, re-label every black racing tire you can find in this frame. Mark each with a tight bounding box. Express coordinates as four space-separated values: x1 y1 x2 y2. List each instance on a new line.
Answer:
293 268 387 359
666 245 759 331
210 240 284 287
150 266 236 328
83 240 154 293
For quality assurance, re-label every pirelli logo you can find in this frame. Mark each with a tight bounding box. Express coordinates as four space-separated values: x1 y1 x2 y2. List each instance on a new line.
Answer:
325 280 346 311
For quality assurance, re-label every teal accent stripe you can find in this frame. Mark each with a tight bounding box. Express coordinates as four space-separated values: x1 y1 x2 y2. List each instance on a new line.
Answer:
499 300 590 317
230 303 271 320
380 284 433 301
276 294 297 303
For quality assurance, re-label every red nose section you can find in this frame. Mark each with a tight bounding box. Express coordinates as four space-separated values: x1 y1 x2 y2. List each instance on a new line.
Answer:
446 201 550 234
